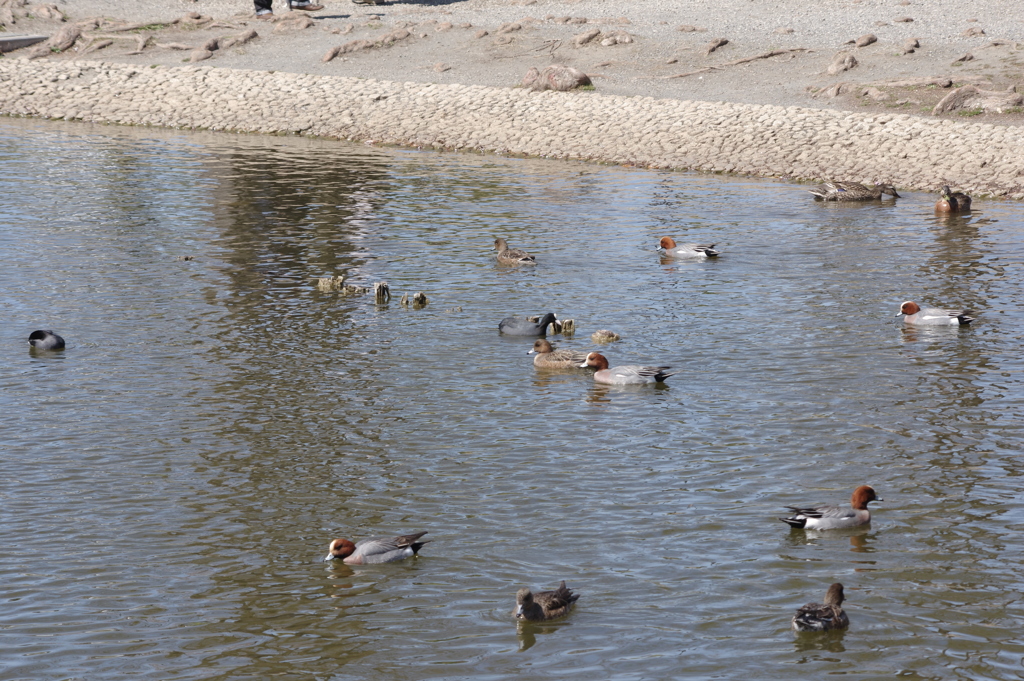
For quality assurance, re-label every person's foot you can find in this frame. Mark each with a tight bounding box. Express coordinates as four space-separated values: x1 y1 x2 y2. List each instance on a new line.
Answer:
290 2 324 10
255 10 274 19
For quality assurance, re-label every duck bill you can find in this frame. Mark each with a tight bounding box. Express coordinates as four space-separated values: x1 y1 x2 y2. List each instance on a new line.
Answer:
324 554 336 562
515 606 524 619
527 350 536 355
578 362 588 368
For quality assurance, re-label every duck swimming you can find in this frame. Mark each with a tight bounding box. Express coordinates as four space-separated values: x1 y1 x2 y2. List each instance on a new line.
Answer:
28 330 65 350
895 301 974 326
515 581 579 621
780 485 881 530
792 583 850 632
493 237 537 265
499 313 558 336
580 352 677 385
657 237 720 259
809 181 900 201
934 186 972 213
324 531 430 565
528 339 591 369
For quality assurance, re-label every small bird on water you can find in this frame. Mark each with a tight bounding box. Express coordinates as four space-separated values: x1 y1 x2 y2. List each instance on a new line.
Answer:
792 583 850 632
28 330 65 350
493 237 537 265
324 531 430 565
514 581 579 621
934 185 972 213
808 181 900 201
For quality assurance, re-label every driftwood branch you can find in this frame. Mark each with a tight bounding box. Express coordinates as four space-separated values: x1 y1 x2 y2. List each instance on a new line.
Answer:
666 48 809 79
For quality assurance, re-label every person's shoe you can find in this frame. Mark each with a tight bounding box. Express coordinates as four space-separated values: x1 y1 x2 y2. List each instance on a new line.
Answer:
255 10 274 19
290 2 325 10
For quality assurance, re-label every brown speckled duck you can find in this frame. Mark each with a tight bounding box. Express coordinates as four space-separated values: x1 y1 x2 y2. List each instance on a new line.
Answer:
493 237 537 265
809 181 900 201
934 185 972 213
528 339 591 369
515 581 579 621
792 583 850 632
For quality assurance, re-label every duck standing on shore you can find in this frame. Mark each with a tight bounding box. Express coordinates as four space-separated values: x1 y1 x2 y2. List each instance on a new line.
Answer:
493 237 537 265
792 583 850 632
809 181 900 201
934 186 972 213
780 485 881 529
515 581 579 621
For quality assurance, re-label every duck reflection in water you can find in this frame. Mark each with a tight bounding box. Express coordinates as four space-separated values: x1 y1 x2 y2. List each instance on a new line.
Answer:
516 620 569 652
784 526 876 553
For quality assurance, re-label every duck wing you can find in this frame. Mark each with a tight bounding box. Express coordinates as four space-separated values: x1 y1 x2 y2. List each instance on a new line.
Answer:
356 532 430 556
499 247 536 263
783 503 855 520
792 602 847 631
535 581 579 614
549 348 590 364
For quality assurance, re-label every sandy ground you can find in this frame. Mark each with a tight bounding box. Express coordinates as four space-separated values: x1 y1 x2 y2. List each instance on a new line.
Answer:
3 0 1023 124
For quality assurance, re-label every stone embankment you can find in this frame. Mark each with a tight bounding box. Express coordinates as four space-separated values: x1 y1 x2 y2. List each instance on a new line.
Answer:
1 59 1022 198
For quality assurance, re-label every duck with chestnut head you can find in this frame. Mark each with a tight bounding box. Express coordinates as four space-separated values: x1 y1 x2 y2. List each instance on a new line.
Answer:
324 532 430 565
780 486 881 530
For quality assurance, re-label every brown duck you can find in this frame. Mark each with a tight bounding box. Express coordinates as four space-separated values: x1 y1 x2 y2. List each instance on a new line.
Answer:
809 181 900 201
493 237 537 265
934 186 972 213
792 583 850 632
514 581 579 621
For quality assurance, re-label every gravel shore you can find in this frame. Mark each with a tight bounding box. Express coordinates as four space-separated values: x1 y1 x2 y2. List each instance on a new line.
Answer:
3 58 1022 197
2 0 1022 195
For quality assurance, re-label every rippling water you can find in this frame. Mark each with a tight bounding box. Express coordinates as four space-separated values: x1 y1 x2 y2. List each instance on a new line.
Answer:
2 117 1023 680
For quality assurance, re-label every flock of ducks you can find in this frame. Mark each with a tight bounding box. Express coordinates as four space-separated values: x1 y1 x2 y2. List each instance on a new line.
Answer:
320 484 882 628
23 181 976 632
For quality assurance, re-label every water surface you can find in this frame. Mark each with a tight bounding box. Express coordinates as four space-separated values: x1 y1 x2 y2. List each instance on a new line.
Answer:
2 117 1023 680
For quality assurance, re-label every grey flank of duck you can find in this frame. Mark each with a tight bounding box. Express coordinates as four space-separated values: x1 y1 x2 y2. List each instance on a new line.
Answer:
657 236 720 258
580 352 677 385
28 330 65 350
780 485 881 530
493 237 537 265
515 581 579 621
324 531 430 565
528 339 591 369
499 313 558 336
934 186 972 213
792 583 850 632
808 181 900 201
895 301 975 326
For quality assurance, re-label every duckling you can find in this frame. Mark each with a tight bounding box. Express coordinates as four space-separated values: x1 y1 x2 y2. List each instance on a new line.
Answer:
934 185 972 213
28 330 65 350
792 583 850 632
515 581 579 621
493 237 537 265
809 181 900 201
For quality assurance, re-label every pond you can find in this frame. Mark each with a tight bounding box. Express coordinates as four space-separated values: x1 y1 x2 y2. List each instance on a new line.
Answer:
2 117 1023 680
